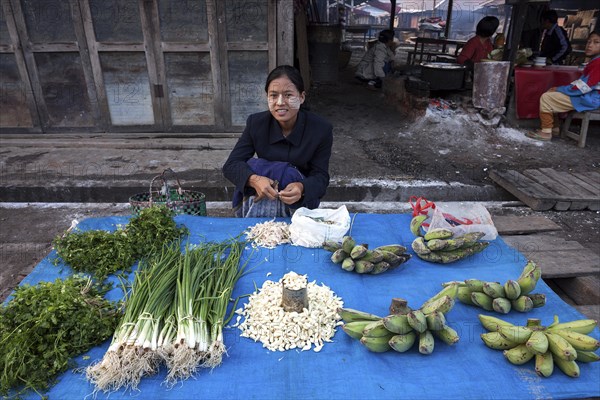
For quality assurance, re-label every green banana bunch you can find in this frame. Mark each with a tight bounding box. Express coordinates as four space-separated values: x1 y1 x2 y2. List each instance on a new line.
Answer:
360 334 394 352
482 282 505 299
504 343 535 365
410 229 489 264
389 331 417 352
407 310 428 333
425 311 447 331
424 228 453 241
498 325 533 344
433 325 460 345
421 282 459 309
478 314 516 332
324 236 411 275
472 292 494 311
547 318 598 334
455 261 546 314
421 295 455 315
516 260 542 295
546 331 578 361
383 314 413 334
492 298 512 314
337 307 382 322
362 320 392 338
418 330 435 355
535 352 554 377
342 320 373 340
339 289 461 354
481 332 520 349
526 330 549 355
479 314 600 378
410 215 427 237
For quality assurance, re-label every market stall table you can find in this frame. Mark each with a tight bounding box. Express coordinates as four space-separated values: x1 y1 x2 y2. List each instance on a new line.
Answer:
9 214 600 400
514 65 582 119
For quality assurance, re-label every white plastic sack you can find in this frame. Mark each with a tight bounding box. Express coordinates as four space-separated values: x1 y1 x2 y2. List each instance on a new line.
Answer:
425 202 498 241
289 205 351 248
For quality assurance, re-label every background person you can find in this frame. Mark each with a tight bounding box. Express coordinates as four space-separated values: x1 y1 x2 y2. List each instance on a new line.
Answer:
539 9 571 65
457 16 500 70
526 31 600 141
355 29 396 89
222 65 333 217
520 4 546 52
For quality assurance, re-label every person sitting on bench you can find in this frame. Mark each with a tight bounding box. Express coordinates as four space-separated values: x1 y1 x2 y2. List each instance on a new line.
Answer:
526 31 600 141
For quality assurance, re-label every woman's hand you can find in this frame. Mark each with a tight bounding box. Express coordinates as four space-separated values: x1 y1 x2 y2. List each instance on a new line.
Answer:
278 182 304 205
248 174 279 202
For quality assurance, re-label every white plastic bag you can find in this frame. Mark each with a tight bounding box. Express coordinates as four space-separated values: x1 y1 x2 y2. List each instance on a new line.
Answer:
424 202 497 241
289 205 351 248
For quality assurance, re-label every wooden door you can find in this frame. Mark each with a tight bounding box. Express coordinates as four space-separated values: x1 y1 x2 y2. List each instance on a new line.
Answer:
149 0 277 132
0 0 90 132
0 0 288 133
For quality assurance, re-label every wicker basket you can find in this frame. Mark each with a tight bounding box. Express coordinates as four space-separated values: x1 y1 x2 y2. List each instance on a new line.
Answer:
129 169 207 216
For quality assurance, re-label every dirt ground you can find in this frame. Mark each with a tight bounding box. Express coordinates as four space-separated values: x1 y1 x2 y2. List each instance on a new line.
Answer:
311 55 599 187
305 53 600 254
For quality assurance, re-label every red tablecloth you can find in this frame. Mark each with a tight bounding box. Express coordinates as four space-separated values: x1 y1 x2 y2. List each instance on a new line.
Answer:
514 65 582 119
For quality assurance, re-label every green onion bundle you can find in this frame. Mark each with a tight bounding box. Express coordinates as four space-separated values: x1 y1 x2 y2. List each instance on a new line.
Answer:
86 239 249 393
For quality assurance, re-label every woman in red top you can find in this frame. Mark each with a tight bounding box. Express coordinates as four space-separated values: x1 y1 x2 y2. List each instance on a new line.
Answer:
457 16 500 69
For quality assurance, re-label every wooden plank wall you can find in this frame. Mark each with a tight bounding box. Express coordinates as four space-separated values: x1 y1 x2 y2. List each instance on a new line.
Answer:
0 0 290 134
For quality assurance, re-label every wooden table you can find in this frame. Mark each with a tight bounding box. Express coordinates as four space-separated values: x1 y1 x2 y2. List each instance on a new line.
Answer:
513 65 582 119
407 37 466 65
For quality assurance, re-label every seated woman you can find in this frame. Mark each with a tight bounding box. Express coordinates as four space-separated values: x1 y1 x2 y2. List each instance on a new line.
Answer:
222 65 333 217
355 29 396 89
526 31 600 141
457 16 500 70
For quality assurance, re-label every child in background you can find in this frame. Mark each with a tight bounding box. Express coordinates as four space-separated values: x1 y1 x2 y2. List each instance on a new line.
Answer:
457 16 500 67
526 31 600 141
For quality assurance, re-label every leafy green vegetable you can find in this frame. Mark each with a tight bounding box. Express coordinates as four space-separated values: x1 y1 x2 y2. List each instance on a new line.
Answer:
53 206 187 280
52 229 135 281
0 276 120 398
126 205 188 259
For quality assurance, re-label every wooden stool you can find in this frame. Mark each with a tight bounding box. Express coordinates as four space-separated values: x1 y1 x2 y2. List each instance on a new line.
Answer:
560 109 600 148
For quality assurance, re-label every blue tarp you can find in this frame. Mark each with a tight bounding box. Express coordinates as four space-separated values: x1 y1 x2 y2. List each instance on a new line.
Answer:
14 214 600 399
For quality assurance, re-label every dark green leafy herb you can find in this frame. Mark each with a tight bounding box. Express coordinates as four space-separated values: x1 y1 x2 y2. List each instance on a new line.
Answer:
126 205 188 258
52 206 187 280
0 276 120 398
52 229 135 281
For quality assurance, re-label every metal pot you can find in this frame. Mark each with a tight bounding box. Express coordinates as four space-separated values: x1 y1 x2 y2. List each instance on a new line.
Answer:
420 62 466 91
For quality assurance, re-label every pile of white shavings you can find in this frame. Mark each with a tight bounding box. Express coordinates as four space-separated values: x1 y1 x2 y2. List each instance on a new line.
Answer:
244 220 291 248
234 272 343 352
281 271 308 290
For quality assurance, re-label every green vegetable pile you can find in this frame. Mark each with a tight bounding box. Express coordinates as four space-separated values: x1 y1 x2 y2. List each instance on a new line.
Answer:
0 276 119 397
53 206 188 280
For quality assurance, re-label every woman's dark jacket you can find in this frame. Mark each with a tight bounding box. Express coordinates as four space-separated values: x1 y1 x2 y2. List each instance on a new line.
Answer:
222 109 333 209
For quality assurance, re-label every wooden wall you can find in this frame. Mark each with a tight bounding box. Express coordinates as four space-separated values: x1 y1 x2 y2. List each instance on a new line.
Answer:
0 0 294 134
